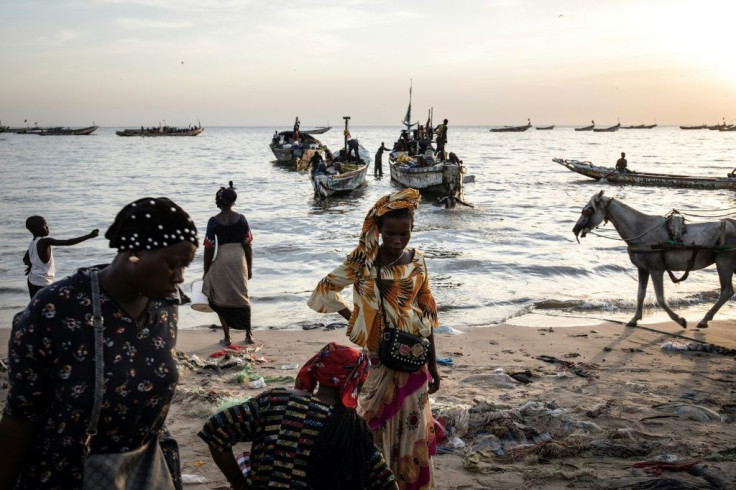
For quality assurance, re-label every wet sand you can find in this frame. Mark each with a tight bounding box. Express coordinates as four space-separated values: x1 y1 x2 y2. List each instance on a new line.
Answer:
1 319 735 488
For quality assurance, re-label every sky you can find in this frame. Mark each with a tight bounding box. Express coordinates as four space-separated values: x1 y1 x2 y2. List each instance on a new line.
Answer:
1 0 735 127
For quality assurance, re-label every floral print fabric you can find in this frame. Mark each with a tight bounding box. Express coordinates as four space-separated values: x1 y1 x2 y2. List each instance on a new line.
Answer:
307 249 438 353
358 364 436 490
3 268 180 490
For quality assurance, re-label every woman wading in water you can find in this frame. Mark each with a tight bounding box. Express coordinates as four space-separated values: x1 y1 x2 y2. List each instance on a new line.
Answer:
202 182 255 345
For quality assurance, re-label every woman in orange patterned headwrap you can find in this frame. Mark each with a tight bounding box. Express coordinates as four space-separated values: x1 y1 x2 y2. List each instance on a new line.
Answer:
307 188 440 490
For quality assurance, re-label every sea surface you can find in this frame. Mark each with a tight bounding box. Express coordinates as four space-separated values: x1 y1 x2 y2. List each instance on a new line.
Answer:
2 125 736 331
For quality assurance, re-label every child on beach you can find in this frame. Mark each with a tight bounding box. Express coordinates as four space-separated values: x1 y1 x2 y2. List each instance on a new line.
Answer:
23 215 99 298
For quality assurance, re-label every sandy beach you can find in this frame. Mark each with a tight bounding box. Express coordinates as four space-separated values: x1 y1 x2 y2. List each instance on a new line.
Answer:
2 318 735 489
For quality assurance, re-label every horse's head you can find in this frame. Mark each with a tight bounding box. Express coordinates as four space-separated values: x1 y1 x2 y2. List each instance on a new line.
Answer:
573 191 610 241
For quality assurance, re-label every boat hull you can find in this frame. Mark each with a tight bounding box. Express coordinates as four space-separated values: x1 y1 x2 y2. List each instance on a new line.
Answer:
390 161 466 197
116 127 204 137
38 125 99 136
574 125 594 131
622 124 657 129
312 164 368 197
303 126 331 135
553 158 736 190
592 123 621 132
490 124 531 132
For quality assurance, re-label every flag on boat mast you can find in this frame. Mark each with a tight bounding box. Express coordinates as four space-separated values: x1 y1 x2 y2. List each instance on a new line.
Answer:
401 80 417 128
402 80 412 128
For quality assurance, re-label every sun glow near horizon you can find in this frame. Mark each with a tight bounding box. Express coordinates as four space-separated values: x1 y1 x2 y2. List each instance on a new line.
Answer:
0 0 734 126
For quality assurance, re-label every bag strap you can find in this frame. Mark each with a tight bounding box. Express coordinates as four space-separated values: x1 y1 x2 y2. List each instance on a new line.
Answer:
375 259 396 333
84 270 105 453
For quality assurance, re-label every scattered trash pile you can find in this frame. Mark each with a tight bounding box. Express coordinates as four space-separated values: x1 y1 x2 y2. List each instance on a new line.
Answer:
173 342 297 416
433 398 733 487
661 341 736 357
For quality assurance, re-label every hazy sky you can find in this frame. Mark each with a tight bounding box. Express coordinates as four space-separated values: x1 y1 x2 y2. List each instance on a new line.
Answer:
1 0 734 127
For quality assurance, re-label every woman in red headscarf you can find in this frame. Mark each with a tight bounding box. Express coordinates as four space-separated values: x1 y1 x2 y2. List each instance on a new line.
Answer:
199 343 398 490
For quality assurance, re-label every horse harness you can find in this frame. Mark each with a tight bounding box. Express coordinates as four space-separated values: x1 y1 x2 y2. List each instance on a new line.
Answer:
626 212 736 284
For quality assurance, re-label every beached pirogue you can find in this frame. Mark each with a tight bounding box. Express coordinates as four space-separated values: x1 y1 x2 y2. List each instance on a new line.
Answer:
553 157 736 190
116 124 203 136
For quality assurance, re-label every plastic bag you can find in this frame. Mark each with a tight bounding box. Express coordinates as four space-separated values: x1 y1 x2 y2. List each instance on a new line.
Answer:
181 474 208 484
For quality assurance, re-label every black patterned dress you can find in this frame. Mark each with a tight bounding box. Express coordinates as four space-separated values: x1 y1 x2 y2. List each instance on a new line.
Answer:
3 268 181 489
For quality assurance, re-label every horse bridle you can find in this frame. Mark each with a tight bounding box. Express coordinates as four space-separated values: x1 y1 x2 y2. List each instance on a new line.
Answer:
581 196 613 227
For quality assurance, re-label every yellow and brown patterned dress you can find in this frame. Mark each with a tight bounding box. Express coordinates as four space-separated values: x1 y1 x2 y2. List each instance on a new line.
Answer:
307 249 439 489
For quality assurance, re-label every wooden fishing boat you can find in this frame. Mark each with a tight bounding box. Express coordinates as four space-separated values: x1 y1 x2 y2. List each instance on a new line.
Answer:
592 123 621 132
390 157 467 198
535 125 555 130
553 157 736 190
707 123 729 130
38 125 98 136
490 120 531 132
116 125 203 137
303 126 331 135
310 118 369 198
680 124 707 130
312 162 369 197
720 126 736 132
622 124 657 129
388 85 469 207
270 131 326 166
574 121 595 131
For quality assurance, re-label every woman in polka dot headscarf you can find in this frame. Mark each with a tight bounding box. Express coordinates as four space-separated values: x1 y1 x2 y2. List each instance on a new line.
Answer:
0 197 198 489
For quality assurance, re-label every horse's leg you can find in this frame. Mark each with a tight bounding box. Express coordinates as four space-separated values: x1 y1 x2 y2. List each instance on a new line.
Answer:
697 260 735 328
651 270 687 328
627 267 649 327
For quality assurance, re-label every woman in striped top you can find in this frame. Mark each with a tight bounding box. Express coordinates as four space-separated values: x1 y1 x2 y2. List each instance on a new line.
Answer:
199 343 397 489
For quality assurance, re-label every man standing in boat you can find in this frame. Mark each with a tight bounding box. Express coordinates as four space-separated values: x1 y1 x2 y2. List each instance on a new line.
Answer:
616 152 629 173
347 137 360 163
435 119 448 161
374 142 390 177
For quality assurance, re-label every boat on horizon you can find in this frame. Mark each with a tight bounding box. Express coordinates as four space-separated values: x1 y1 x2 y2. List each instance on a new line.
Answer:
553 157 736 190
680 124 707 130
535 125 555 130
490 119 531 132
622 124 657 129
116 123 203 137
592 123 621 132
38 125 99 136
707 121 731 130
574 120 595 131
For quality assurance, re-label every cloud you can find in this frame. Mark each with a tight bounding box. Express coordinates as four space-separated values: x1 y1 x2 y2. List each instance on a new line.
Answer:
115 18 193 29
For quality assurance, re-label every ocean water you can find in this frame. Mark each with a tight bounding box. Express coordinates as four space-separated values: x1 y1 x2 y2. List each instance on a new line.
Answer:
2 125 736 331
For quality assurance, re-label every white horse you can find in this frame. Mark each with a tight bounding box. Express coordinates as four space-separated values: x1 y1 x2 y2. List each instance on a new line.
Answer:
573 190 736 328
